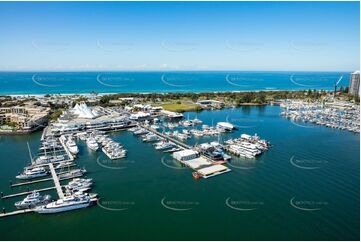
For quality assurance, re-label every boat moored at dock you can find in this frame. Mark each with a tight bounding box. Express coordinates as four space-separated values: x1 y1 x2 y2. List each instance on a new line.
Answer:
15 191 52 209
16 167 49 180
34 194 93 214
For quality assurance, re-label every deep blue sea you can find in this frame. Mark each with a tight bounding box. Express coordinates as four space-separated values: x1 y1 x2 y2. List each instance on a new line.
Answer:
0 71 351 95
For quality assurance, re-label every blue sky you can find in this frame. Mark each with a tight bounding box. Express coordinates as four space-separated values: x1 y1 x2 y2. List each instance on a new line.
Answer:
0 1 359 71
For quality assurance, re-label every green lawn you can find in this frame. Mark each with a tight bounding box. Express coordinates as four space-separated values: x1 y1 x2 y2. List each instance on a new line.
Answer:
161 103 202 112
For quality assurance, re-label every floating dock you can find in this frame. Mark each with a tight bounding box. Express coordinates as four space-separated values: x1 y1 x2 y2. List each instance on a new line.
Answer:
2 187 56 199
58 137 74 161
0 208 34 218
0 197 99 218
140 125 191 149
10 177 53 187
48 163 64 199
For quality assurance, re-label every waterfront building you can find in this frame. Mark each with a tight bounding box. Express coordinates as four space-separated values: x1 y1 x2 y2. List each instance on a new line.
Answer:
349 70 360 96
129 112 151 121
196 100 224 109
0 105 50 131
160 110 183 119
173 149 199 161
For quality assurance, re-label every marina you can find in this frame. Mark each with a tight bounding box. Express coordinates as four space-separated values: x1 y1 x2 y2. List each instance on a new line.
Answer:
1 131 98 217
1 103 276 217
280 99 360 133
0 97 358 219
0 105 359 240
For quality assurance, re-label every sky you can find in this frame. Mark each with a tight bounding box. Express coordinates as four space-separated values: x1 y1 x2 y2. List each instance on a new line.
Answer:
0 1 359 71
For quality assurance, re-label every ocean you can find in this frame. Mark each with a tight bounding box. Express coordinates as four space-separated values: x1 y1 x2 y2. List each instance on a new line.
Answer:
0 71 351 95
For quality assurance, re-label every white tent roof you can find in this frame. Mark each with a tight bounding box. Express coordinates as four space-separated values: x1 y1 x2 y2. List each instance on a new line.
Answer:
72 103 99 119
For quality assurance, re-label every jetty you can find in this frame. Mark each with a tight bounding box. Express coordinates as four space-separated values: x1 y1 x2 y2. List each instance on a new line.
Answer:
49 163 64 199
2 187 56 199
0 208 34 218
0 197 99 218
58 137 74 161
140 125 191 149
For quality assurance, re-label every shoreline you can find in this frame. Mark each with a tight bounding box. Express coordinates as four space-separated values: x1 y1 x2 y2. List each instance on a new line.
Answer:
3 88 333 97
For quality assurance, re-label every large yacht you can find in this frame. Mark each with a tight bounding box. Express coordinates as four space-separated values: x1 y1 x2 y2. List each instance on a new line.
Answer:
66 138 79 155
216 122 235 132
154 141 174 150
34 194 93 214
58 168 86 180
65 179 93 193
15 191 52 209
142 133 159 142
86 137 99 151
16 167 49 180
35 155 65 164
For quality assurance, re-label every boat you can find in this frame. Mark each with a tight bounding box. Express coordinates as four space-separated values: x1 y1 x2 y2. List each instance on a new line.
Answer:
216 122 235 131
192 172 201 180
183 120 193 127
66 138 79 155
16 167 49 180
150 124 160 130
193 118 203 124
58 168 86 180
86 137 99 151
70 178 93 184
55 161 74 169
15 191 52 209
133 129 148 136
142 134 159 142
65 190 98 199
35 155 65 164
34 194 92 214
65 180 92 193
39 144 63 151
163 147 182 153
155 141 174 150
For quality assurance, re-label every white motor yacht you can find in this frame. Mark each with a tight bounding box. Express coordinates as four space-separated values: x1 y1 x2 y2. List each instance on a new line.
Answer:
15 191 52 209
86 137 99 151
35 155 65 164
155 142 174 150
55 161 74 169
66 138 79 155
16 167 49 180
34 194 92 214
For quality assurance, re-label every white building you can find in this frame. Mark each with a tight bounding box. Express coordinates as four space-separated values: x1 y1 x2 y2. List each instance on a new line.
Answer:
172 149 199 161
349 70 360 96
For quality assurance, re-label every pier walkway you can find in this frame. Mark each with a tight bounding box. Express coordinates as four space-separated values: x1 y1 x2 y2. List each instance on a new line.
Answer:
49 163 64 199
0 209 34 218
2 187 56 199
140 125 191 149
58 137 74 161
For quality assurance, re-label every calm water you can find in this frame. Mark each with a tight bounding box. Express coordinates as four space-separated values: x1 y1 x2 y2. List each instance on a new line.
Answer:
0 106 359 240
0 71 351 95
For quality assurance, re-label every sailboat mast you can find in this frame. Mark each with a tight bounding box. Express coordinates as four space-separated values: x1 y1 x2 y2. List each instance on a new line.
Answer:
27 142 34 164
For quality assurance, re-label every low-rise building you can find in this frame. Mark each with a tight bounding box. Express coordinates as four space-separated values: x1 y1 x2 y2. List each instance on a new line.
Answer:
0 105 50 131
196 100 224 109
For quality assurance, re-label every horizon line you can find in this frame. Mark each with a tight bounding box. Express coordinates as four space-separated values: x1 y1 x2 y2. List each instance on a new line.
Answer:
0 69 356 73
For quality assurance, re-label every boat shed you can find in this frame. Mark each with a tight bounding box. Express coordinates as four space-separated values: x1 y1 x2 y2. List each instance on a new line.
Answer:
172 149 198 161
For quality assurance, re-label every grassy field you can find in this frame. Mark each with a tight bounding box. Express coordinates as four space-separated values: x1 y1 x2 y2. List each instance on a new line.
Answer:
161 102 202 112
